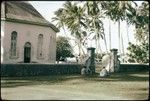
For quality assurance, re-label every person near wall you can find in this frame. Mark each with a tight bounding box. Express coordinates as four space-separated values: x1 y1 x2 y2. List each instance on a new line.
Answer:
81 57 92 75
99 67 108 77
81 66 86 75
85 57 92 74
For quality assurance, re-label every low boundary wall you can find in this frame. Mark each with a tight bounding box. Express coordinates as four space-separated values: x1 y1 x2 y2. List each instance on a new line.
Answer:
1 63 83 77
119 63 149 72
1 63 149 77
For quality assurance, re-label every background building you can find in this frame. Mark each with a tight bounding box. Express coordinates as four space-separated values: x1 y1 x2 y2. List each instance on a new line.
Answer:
1 1 59 63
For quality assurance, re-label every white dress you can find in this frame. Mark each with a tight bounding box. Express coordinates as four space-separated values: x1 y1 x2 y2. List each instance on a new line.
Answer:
81 68 86 75
100 69 108 77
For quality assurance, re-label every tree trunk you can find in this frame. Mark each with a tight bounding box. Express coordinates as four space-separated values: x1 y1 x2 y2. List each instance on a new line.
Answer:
78 39 82 63
95 37 98 59
98 38 102 57
99 41 102 57
118 20 121 54
104 34 108 53
109 18 111 51
126 21 130 43
121 32 125 62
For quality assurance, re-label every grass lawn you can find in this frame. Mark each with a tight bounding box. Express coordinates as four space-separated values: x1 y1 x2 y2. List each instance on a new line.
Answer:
1 71 149 100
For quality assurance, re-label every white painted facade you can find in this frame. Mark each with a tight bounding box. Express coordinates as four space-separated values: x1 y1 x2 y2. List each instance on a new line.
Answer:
1 21 56 63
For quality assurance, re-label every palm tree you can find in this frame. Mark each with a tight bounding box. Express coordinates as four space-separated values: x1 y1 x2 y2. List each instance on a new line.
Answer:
52 7 79 55
109 18 111 50
52 8 67 37
100 1 120 53
117 1 138 61
84 1 105 57
126 21 130 43
122 1 137 44
62 1 88 62
52 1 90 63
101 1 137 60
52 7 79 58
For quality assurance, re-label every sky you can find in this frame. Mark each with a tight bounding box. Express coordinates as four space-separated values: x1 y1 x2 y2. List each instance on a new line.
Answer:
29 1 143 55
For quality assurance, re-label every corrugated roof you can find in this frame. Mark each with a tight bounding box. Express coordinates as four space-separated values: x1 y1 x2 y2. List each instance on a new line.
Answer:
1 1 59 32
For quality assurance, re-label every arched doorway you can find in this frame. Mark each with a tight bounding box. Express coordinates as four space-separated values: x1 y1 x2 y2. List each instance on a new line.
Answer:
24 42 31 63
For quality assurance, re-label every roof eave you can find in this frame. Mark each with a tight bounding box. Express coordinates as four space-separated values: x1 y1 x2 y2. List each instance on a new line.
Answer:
1 17 59 33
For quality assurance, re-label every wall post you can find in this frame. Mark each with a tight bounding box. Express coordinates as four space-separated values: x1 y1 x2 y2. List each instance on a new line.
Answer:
110 49 119 72
87 47 95 74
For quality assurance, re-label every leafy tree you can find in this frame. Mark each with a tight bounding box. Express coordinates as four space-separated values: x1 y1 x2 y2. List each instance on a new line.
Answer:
125 1 149 44
56 36 74 63
135 1 149 43
125 1 149 63
126 42 149 63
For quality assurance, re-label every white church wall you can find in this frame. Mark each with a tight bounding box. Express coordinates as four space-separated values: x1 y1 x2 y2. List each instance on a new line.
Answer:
1 21 56 63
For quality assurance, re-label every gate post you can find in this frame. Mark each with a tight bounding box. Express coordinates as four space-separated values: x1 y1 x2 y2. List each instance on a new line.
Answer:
87 47 95 74
110 49 120 72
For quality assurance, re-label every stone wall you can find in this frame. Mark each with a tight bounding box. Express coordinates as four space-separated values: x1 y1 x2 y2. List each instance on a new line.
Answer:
1 64 83 77
119 63 149 72
1 63 149 77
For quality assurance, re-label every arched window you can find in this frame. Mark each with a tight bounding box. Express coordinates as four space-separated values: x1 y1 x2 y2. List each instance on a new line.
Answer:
10 31 17 57
37 34 43 58
24 42 31 63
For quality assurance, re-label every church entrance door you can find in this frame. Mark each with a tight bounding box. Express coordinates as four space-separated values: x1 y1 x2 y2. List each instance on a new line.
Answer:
24 42 31 63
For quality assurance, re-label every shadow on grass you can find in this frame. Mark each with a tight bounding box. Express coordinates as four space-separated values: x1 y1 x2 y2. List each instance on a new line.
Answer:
86 71 149 82
1 71 149 88
1 74 83 88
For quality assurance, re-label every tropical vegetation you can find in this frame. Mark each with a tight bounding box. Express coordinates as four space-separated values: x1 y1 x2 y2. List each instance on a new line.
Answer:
52 1 149 63
126 1 149 63
56 36 74 63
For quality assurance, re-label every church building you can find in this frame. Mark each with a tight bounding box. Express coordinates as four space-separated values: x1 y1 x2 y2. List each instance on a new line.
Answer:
1 1 59 63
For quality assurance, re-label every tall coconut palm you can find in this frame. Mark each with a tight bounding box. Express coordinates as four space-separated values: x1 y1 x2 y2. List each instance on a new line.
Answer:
122 1 137 44
52 8 79 55
52 7 80 58
52 8 67 37
101 1 137 59
85 1 106 58
126 21 130 43
101 1 121 53
109 18 111 50
62 1 88 62
117 1 137 60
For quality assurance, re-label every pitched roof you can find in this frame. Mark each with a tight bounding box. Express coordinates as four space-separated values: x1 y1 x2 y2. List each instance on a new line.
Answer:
1 1 59 32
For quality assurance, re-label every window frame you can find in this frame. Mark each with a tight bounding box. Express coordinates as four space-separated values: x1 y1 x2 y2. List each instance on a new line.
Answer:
37 34 44 59
10 31 18 59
